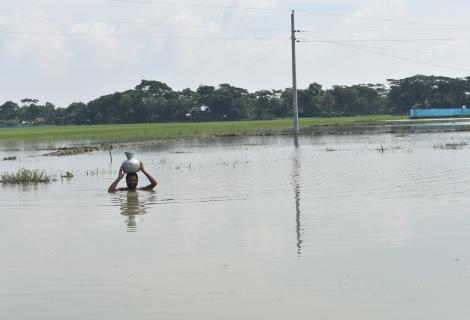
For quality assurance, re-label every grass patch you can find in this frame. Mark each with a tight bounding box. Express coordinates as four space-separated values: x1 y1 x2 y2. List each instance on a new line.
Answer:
0 168 56 184
0 115 406 143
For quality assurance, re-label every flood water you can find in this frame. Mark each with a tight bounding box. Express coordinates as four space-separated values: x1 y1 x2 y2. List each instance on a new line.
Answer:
2 131 470 319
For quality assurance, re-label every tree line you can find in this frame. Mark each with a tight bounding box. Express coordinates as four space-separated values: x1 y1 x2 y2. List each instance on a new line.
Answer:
2 75 470 126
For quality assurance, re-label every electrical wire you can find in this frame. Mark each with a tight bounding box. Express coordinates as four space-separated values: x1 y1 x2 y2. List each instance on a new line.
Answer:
0 29 287 40
1 2 466 37
299 35 470 43
111 0 470 29
2 2 469 73
322 43 470 57
300 26 470 34
0 13 286 32
111 0 288 12
296 9 470 28
4 13 470 34
300 35 470 72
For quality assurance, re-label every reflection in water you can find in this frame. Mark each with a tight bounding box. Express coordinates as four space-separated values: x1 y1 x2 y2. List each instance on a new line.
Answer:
291 150 303 256
1 184 49 193
294 134 299 148
115 191 157 232
7 134 470 319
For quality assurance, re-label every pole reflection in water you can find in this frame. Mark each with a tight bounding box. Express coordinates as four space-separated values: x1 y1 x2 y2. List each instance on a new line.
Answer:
115 191 157 232
291 149 303 256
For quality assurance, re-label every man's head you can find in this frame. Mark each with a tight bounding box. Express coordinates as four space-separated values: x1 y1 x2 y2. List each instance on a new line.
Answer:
126 172 138 190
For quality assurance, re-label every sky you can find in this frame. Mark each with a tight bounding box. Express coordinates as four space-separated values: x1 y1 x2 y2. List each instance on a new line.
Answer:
2 0 470 107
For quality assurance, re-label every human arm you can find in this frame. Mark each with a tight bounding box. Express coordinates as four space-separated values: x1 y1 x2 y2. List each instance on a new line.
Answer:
108 167 125 193
139 161 157 191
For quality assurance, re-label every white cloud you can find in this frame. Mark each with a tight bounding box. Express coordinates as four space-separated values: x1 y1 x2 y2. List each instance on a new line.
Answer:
69 22 148 69
354 0 408 17
1 0 470 106
1 16 73 76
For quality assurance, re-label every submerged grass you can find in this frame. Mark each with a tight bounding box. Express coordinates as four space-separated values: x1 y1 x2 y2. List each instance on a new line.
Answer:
1 168 56 184
0 115 406 143
433 142 468 150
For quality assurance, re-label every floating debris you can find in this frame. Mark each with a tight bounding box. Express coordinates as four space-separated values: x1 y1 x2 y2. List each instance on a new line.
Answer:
42 143 115 156
43 146 98 156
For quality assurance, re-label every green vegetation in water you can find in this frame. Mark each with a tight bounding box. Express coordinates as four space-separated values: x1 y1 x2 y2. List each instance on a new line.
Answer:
0 115 406 142
434 142 468 150
61 171 74 179
1 168 56 184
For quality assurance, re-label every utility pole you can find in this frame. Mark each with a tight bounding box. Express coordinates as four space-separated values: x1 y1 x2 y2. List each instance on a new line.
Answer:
291 10 299 136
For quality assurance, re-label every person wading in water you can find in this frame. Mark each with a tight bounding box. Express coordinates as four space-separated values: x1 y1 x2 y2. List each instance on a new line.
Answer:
108 161 157 192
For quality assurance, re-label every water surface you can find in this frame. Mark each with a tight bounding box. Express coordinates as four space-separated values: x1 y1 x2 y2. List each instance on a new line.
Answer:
2 132 470 319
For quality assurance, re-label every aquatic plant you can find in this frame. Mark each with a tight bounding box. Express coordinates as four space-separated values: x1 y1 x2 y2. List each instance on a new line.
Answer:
86 168 112 176
0 168 56 184
86 169 98 176
61 171 74 179
433 142 467 150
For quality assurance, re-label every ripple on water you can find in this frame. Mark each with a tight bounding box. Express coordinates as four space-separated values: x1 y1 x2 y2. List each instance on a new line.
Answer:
3 133 470 319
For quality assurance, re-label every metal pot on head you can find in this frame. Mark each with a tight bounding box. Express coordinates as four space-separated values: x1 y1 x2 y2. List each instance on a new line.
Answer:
121 152 141 173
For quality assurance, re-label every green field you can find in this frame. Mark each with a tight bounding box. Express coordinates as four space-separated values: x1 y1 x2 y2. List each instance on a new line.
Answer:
0 115 406 143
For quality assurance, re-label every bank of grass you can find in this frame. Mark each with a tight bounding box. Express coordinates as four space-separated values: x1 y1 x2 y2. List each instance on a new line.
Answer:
0 115 406 142
0 168 55 184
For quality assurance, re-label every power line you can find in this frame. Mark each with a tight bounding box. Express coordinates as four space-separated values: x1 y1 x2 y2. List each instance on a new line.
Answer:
5 13 470 35
324 44 470 57
300 35 470 43
0 29 287 40
0 13 285 32
111 0 288 12
3 12 470 35
2 2 468 74
111 0 470 29
301 35 470 72
301 26 470 33
296 10 470 29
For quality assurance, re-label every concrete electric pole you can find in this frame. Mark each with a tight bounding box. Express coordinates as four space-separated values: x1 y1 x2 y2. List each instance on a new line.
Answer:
291 10 299 136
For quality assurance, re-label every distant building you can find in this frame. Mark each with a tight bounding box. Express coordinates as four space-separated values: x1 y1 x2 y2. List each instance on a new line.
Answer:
409 107 470 118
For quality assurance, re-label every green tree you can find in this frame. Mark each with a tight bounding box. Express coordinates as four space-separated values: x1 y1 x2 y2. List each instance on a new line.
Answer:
0 101 19 121
65 102 89 124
